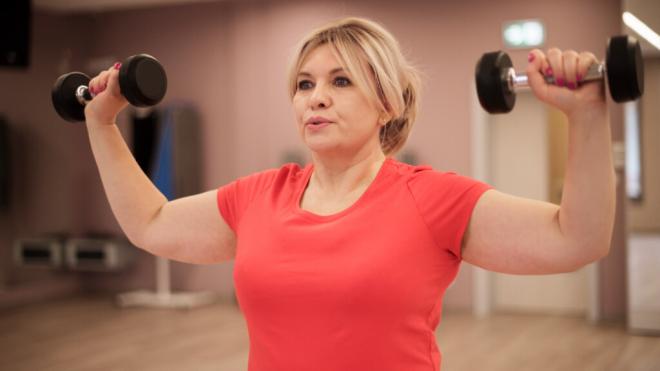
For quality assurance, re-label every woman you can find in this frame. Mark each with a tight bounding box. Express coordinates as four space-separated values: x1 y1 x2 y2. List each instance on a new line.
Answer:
83 17 615 371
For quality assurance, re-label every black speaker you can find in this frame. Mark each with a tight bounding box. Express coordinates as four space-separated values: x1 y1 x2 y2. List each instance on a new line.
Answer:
0 117 9 211
0 0 31 68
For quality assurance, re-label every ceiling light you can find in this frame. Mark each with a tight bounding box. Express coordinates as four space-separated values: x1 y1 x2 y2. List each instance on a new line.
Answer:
623 11 660 50
502 19 545 49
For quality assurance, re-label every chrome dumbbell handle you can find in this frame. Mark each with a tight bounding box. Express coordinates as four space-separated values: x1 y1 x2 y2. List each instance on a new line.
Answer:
75 85 94 106
506 63 604 92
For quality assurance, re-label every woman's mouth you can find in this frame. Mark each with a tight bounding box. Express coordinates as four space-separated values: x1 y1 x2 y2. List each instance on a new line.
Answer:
306 121 332 130
305 116 333 130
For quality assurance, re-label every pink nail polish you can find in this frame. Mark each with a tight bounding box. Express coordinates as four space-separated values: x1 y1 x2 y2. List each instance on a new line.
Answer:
545 67 553 76
556 78 565 87
567 82 576 90
528 53 535 62
577 74 583 82
114 62 122 70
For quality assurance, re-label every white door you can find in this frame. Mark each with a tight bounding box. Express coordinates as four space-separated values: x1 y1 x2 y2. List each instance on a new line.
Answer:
488 91 588 315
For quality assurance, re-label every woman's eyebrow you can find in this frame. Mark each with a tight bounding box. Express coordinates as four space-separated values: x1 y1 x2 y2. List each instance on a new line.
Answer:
297 67 346 78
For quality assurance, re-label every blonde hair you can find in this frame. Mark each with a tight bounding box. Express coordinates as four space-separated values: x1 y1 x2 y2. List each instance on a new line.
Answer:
288 17 421 156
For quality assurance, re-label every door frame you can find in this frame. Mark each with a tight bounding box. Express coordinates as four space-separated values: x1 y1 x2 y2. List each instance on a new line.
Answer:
468 82 600 320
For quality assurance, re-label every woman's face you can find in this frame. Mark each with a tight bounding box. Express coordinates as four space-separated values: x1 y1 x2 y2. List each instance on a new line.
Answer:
293 44 383 157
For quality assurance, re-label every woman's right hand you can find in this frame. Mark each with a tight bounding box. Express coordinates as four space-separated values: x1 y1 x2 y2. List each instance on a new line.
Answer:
84 62 130 126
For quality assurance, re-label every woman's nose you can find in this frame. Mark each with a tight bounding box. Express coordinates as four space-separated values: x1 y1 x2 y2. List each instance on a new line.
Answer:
309 83 331 109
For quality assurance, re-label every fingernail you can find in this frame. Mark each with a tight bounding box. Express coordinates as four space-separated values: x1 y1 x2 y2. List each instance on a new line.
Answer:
545 67 553 76
89 86 96 94
114 62 122 70
528 53 535 62
567 82 576 90
577 74 583 82
556 78 565 87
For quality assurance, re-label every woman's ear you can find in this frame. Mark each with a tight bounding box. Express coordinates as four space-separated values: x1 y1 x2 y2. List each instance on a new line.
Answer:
379 110 392 126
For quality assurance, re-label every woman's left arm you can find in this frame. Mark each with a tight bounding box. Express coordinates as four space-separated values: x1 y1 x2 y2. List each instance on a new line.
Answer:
461 48 616 274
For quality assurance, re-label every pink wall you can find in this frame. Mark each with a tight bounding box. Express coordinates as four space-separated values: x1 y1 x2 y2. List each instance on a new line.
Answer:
81 2 237 294
1 0 626 316
0 12 95 292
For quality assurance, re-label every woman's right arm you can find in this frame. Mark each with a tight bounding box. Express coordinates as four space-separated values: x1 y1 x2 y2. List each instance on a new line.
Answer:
84 64 236 264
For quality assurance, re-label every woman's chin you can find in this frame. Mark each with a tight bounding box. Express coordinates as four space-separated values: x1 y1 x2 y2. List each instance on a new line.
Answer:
307 147 340 156
304 139 342 155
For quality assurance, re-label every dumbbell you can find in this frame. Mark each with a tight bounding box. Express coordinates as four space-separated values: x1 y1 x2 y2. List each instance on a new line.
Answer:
475 35 644 114
51 54 167 122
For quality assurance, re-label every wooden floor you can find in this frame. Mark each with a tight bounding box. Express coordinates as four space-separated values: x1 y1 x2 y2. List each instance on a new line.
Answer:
1 295 659 371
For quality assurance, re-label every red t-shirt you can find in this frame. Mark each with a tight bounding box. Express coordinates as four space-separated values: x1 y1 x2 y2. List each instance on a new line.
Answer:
217 157 491 371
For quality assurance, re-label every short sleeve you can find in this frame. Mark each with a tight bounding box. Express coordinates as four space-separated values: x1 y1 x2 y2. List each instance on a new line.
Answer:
407 170 492 260
217 169 279 233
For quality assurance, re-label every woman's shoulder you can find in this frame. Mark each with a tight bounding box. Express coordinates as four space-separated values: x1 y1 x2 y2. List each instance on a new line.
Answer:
234 162 309 191
387 157 485 190
272 162 310 184
388 157 451 179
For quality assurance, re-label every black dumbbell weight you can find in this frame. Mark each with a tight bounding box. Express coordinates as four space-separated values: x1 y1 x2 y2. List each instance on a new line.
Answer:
51 54 167 122
475 35 644 114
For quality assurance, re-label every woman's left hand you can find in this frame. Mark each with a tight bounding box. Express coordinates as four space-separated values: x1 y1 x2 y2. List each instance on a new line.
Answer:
526 48 607 119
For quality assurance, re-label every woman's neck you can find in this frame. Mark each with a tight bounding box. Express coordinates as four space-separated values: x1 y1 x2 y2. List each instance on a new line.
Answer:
308 150 387 198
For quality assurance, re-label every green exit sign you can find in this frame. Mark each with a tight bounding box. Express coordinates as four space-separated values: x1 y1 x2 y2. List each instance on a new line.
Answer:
502 19 545 49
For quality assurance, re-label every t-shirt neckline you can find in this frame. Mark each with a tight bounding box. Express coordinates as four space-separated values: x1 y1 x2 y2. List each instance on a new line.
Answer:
293 157 394 222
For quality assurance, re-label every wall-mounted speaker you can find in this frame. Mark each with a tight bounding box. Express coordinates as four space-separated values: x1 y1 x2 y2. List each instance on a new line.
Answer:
0 117 9 211
1 0 31 68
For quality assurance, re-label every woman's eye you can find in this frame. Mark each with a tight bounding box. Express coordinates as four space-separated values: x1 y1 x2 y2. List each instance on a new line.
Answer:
297 80 313 90
334 77 351 87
